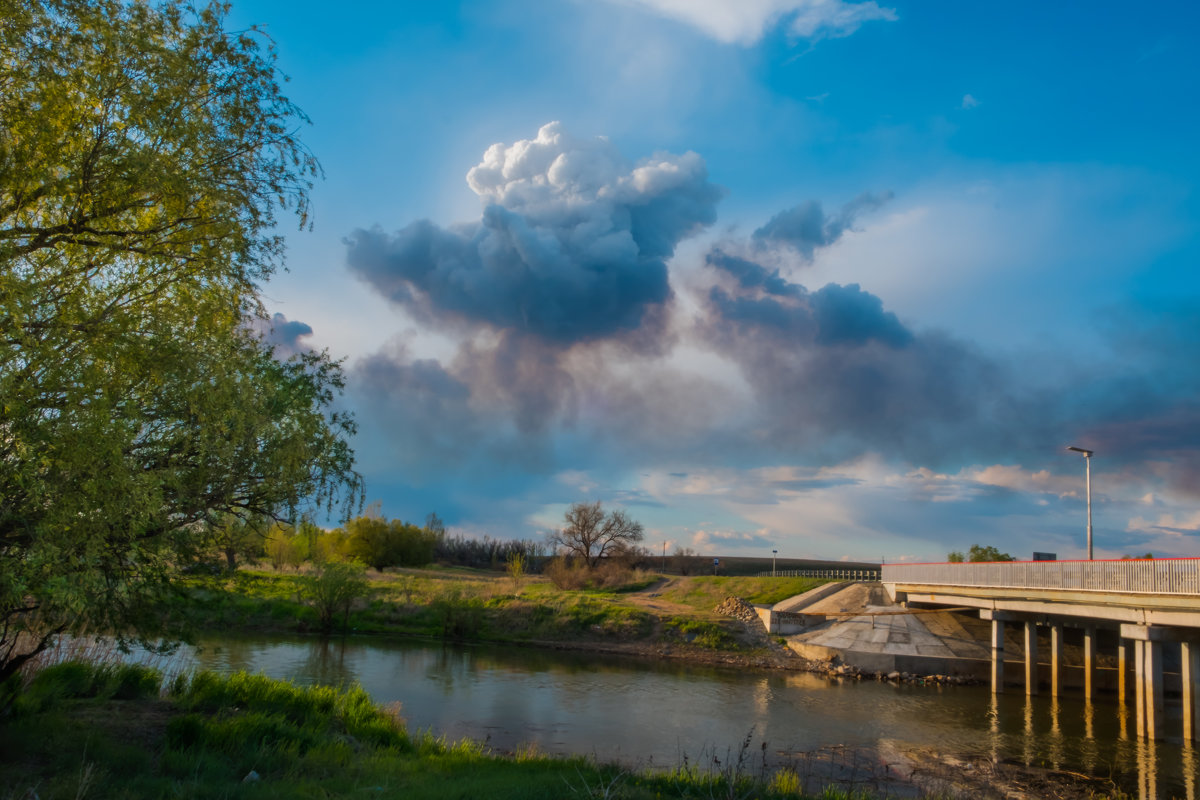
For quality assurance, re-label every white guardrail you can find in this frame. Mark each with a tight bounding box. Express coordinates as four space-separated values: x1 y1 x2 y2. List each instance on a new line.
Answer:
764 569 881 580
881 559 1200 596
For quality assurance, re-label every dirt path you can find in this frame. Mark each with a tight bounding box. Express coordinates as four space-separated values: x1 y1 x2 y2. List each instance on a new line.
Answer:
619 577 718 618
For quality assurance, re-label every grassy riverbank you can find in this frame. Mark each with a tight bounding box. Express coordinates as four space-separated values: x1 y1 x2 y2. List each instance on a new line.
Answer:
0 661 862 800
172 567 827 663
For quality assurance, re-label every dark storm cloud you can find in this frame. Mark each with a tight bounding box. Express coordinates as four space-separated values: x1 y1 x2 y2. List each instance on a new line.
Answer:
1061 302 1200 496
353 344 481 469
345 122 722 346
699 248 1030 465
249 312 314 358
752 191 892 259
351 340 561 477
706 249 912 347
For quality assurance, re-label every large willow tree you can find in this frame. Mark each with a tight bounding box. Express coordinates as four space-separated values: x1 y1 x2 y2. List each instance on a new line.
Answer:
0 0 362 680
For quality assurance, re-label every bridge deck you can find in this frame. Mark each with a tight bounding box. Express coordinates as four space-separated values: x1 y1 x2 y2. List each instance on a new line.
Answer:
882 557 1200 596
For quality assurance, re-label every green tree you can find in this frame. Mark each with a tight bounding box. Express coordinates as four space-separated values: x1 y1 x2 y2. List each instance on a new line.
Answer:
946 551 964 563
966 544 1014 562
0 0 362 681
548 501 645 570
207 514 268 572
345 515 395 571
264 521 304 571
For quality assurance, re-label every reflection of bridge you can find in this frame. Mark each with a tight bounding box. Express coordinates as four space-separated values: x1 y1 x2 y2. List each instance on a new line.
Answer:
882 559 1200 741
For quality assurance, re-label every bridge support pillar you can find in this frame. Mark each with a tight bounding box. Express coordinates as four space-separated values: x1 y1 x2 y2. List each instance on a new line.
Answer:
1124 625 1168 740
990 617 1005 694
1144 639 1164 739
1050 623 1063 697
1083 627 1096 701
1183 640 1199 742
1117 640 1128 708
1134 640 1146 736
1024 621 1038 695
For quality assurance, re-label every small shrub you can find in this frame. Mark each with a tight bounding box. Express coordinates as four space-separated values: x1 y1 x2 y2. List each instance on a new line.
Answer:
430 590 485 639
544 558 653 591
544 556 590 590
303 559 370 632
506 551 527 593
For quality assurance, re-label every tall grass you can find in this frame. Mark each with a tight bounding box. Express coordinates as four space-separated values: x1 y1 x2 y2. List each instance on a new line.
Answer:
3 661 888 799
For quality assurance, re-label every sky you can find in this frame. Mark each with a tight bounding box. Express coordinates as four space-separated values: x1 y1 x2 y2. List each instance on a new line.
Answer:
229 0 1200 563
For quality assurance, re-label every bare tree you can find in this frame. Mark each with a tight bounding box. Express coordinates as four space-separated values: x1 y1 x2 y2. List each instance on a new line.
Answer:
549 502 645 569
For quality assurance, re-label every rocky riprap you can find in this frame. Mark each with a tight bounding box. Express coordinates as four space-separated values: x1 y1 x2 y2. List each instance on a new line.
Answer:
820 659 978 686
713 596 761 624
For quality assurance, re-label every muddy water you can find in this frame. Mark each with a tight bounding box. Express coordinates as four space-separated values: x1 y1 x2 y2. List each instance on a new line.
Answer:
190 634 1197 799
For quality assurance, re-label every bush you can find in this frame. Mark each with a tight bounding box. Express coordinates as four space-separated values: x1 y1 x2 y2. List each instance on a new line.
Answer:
430 590 485 639
303 559 370 632
544 556 590 590
544 557 652 591
506 552 527 593
12 661 163 713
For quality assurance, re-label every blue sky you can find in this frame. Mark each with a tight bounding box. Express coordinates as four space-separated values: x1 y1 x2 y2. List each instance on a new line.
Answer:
231 0 1200 562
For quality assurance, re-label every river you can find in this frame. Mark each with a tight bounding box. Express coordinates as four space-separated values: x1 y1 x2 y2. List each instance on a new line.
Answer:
189 633 1196 799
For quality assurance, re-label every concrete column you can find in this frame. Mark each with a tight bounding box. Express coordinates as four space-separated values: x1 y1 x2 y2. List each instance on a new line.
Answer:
1183 640 1199 742
991 618 1005 694
1117 640 1128 708
1134 640 1145 737
1083 627 1096 700
1024 621 1039 695
1050 623 1063 698
1144 639 1164 740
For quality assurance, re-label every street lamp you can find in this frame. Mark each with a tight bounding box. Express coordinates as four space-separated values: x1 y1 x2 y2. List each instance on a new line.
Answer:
772 549 778 577
1066 446 1094 560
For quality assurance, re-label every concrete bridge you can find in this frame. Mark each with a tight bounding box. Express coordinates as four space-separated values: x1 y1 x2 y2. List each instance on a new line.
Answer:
883 558 1200 741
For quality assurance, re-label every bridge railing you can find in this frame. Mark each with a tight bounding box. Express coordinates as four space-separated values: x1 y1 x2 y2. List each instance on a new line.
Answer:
759 569 881 581
882 558 1200 596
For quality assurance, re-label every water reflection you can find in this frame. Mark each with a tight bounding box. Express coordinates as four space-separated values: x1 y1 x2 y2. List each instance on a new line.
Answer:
1183 741 1197 800
189 634 1192 799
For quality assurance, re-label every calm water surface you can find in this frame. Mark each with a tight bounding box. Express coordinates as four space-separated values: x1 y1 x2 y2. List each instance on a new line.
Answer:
190 634 1197 799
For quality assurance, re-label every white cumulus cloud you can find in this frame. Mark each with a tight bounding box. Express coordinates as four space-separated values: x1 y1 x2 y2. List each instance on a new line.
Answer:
610 0 897 46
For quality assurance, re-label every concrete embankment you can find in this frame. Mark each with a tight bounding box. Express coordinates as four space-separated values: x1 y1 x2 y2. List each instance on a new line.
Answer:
758 582 994 679
756 582 1125 687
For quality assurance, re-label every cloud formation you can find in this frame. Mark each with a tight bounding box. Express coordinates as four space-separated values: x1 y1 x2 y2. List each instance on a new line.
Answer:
697 242 1030 466
693 527 776 550
341 126 1200 558
752 192 892 259
611 0 898 45
250 312 314 358
346 122 721 346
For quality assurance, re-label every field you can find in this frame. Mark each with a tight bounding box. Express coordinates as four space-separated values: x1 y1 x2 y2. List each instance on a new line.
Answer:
171 567 830 661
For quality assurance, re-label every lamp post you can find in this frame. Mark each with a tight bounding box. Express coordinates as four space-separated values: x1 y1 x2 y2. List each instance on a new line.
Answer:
1066 446 1094 560
772 549 778 577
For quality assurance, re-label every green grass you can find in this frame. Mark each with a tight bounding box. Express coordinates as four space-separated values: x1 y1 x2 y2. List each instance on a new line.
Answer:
665 618 740 650
178 568 659 645
170 568 827 661
657 575 830 612
0 662 874 800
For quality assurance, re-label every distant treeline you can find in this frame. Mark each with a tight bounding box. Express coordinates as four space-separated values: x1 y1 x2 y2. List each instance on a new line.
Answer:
196 510 546 573
198 511 837 577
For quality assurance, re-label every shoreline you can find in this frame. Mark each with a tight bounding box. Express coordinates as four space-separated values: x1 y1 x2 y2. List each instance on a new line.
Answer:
39 624 1135 800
